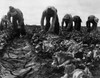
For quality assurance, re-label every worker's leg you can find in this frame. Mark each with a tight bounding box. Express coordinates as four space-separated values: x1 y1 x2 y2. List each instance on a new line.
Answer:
19 21 26 36
86 21 91 32
12 17 18 31
92 21 97 31
0 23 3 31
54 15 60 35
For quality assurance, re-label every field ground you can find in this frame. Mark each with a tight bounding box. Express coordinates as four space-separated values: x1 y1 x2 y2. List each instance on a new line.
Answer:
1 25 100 78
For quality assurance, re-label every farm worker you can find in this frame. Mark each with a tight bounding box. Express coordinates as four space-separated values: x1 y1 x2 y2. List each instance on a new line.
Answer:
86 15 99 32
0 15 11 30
73 15 82 31
41 6 60 35
7 6 26 36
61 14 73 32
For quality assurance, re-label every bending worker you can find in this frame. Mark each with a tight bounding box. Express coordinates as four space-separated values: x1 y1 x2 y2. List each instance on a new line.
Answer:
73 15 82 31
86 15 99 32
41 6 60 35
7 6 26 37
0 15 10 30
61 14 73 32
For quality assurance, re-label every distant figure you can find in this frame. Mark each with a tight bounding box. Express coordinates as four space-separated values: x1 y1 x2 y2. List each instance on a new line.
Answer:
73 15 82 31
41 6 60 35
7 6 26 36
61 14 73 32
86 15 99 32
0 15 11 31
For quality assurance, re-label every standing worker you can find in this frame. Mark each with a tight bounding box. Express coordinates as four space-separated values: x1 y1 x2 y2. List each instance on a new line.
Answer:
7 6 26 37
41 6 60 35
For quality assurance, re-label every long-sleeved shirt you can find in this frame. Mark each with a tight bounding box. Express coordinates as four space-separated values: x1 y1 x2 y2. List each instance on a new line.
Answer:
63 14 72 21
88 15 95 21
88 15 99 23
73 15 82 23
62 14 73 29
7 8 24 25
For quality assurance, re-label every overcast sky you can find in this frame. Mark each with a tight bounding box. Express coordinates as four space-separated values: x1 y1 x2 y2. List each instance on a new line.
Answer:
0 0 100 26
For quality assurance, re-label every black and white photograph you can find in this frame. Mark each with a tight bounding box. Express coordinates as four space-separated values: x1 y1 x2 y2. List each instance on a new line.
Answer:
0 0 100 78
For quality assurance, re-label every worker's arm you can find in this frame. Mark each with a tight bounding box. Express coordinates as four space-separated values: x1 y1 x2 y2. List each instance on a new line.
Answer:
41 11 46 30
19 14 24 26
1 20 5 26
10 11 17 16
61 19 65 30
7 12 12 23
80 18 82 22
